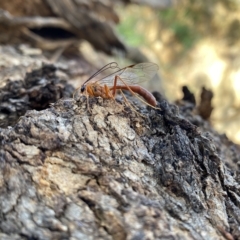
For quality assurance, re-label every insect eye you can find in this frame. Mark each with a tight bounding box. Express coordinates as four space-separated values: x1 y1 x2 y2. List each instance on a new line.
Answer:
81 85 85 93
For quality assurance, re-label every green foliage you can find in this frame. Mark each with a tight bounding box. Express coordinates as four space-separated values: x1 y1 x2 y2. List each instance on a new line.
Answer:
159 9 199 49
226 19 240 44
172 23 197 49
116 15 146 46
159 9 176 22
117 1 240 50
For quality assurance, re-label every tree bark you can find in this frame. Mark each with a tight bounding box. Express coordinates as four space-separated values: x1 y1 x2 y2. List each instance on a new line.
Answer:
0 50 240 239
0 0 125 54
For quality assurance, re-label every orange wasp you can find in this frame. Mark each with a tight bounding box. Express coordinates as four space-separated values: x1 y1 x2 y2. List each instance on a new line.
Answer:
74 62 159 108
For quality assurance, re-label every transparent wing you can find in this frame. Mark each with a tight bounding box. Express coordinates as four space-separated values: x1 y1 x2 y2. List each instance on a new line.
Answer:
96 62 159 86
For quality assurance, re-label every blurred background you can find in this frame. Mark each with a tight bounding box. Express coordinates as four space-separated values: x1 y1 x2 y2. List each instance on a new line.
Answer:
116 1 240 144
0 0 240 143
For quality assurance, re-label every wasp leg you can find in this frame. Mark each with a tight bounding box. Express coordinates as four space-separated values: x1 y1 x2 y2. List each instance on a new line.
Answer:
85 85 94 112
104 84 116 108
112 76 146 117
104 85 114 99
119 89 145 118
111 75 118 97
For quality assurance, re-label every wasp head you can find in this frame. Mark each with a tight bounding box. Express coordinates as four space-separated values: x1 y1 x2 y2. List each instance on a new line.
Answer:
81 85 86 93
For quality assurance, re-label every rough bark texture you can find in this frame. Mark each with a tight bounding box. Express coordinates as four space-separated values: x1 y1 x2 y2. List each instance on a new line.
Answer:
0 0 125 54
0 1 239 238
0 64 74 128
1 63 240 239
